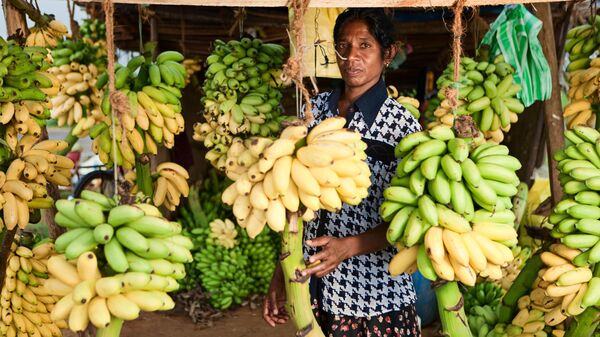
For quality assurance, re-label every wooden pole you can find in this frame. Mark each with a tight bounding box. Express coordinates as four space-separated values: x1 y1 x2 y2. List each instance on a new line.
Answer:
2 0 28 35
535 3 564 206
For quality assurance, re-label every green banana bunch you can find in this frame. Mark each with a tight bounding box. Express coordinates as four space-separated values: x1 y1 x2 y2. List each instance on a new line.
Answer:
550 125 600 263
432 55 524 144
79 18 107 43
196 37 293 171
464 282 504 337
50 38 106 67
53 190 193 282
91 48 188 169
564 18 600 72
384 125 523 287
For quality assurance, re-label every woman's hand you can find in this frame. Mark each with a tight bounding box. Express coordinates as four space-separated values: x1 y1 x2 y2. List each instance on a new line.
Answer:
302 236 353 278
263 264 289 327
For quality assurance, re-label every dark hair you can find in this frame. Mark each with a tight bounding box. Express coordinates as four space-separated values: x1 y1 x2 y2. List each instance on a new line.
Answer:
333 8 396 58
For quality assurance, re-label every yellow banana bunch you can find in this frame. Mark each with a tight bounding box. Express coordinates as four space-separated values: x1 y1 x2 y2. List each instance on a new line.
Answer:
193 121 235 171
509 285 566 337
0 138 71 230
47 62 104 135
221 117 371 238
0 240 64 337
209 219 238 248
386 85 421 119
45 252 176 333
182 59 202 85
563 59 600 130
25 20 69 48
152 162 190 210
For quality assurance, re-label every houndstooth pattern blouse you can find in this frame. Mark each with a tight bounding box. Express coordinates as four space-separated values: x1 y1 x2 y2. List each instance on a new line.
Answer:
303 79 421 317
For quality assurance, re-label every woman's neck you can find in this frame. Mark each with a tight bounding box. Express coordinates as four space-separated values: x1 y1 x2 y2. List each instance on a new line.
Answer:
338 78 380 116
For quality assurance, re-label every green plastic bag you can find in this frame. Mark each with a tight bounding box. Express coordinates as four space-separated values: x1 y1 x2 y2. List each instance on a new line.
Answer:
481 4 551 107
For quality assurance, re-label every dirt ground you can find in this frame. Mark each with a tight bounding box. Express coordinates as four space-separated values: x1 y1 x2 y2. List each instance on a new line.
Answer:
61 307 440 337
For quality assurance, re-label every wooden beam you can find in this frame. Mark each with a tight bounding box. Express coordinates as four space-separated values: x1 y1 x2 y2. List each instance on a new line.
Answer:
535 3 564 206
76 0 565 8
2 0 28 35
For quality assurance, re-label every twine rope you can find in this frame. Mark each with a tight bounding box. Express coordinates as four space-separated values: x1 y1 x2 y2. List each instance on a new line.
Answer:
446 0 468 115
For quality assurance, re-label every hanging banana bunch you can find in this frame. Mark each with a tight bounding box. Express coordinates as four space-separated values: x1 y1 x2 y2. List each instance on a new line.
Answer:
429 55 524 144
381 125 523 285
126 162 191 210
25 20 69 48
182 58 202 85
195 38 293 171
47 39 107 136
92 50 188 170
79 18 107 51
0 240 64 337
563 18 600 129
387 85 421 119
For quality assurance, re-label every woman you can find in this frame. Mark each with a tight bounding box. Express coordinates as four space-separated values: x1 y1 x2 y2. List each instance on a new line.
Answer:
263 8 421 337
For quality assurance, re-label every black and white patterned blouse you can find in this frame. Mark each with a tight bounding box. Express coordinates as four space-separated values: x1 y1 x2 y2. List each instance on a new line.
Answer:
303 79 421 317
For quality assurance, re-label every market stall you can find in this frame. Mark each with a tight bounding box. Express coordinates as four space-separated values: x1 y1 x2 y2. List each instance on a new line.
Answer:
0 0 597 337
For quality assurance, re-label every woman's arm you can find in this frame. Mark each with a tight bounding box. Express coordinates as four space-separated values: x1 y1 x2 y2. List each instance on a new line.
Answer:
302 222 390 278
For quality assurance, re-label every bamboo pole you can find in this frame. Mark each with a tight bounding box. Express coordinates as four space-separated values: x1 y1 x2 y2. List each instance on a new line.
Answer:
2 0 28 35
534 3 564 206
280 213 324 337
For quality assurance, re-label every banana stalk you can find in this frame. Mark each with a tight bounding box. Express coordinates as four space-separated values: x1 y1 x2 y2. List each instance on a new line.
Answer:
96 317 124 337
135 160 153 197
497 250 544 323
435 281 472 337
281 214 325 337
57 125 79 156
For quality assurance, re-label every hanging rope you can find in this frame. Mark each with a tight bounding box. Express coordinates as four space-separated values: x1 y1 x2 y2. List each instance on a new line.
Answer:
445 0 467 112
103 0 129 198
282 0 313 124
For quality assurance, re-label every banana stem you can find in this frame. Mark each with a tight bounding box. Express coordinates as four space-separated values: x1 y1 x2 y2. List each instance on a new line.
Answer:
96 317 124 337
498 249 545 323
135 160 153 198
280 213 325 337
57 126 79 157
435 281 473 337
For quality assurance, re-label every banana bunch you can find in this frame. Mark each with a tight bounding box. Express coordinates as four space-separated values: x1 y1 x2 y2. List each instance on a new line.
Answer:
562 59 600 129
0 137 72 230
45 252 176 332
25 20 69 48
386 85 420 118
91 51 188 168
505 264 574 337
497 246 533 290
0 39 56 102
430 55 525 144
549 126 600 263
182 58 202 85
197 38 291 171
209 218 238 249
152 162 190 210
0 241 63 337
192 226 279 309
464 282 504 337
221 117 371 238
564 19 600 72
384 125 523 285
79 19 107 50
53 191 193 271
47 62 104 133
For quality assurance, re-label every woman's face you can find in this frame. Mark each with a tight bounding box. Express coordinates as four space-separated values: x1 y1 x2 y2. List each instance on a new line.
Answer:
335 19 389 91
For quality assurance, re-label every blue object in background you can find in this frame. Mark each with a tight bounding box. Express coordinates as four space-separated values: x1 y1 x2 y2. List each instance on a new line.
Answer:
412 271 438 327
